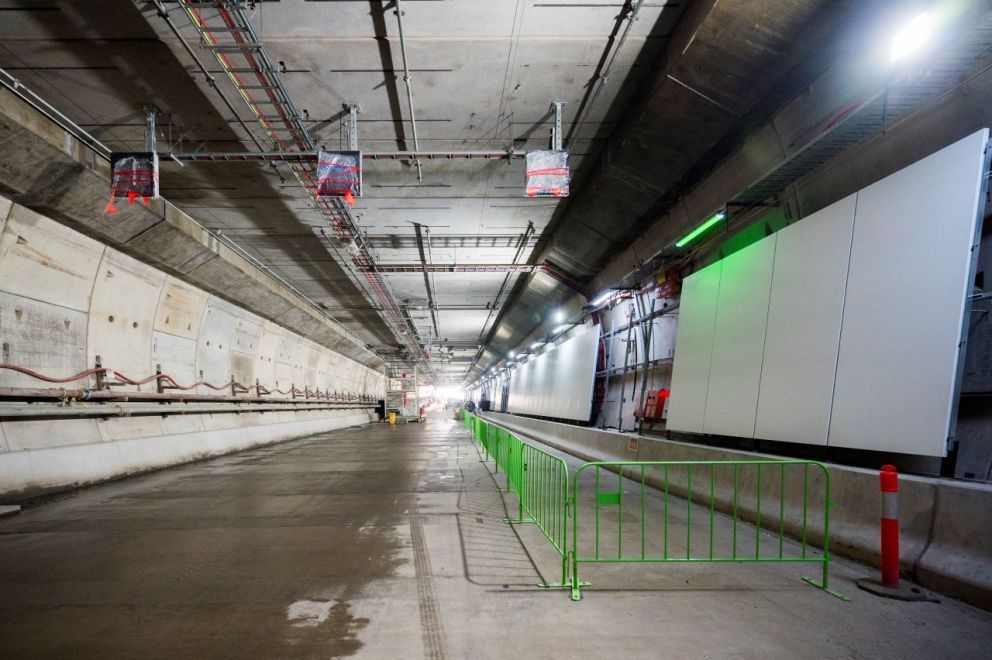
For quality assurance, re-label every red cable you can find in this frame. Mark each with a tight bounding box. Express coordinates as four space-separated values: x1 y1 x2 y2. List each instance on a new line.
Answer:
0 364 107 383
0 364 369 399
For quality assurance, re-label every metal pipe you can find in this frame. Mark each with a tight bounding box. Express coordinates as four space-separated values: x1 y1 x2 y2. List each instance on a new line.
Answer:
615 306 635 431
365 260 588 297
0 387 375 405
601 301 679 339
371 263 543 272
157 150 523 161
0 402 373 420
424 226 441 335
567 0 645 149
0 67 111 158
393 0 423 182
627 297 643 430
636 298 656 435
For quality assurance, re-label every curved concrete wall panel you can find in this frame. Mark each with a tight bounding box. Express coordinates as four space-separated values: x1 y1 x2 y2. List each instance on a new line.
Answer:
0 194 385 397
154 277 208 339
87 249 166 381
0 204 105 313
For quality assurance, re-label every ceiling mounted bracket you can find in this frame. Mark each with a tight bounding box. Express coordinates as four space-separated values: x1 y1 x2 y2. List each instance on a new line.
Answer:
142 103 160 153
345 103 361 151
550 101 566 151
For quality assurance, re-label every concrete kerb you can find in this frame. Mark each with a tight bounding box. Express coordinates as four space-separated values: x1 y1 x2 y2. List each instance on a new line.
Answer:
484 412 992 611
915 480 992 608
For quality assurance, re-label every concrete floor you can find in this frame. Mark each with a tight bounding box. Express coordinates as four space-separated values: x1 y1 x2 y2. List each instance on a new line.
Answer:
1 414 991 659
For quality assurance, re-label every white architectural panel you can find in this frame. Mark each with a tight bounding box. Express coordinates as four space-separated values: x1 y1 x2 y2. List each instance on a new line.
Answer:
828 129 989 456
666 260 722 432
561 324 599 420
507 324 598 421
703 236 777 437
754 194 857 446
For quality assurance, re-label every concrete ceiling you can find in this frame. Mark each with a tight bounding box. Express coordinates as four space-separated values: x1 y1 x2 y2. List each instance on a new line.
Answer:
0 0 877 384
0 0 689 382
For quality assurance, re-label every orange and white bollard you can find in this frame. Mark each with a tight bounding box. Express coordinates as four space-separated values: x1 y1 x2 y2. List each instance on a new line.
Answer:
857 464 931 600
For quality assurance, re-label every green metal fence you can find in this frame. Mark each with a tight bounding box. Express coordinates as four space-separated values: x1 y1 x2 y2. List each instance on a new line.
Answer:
516 442 571 587
459 413 846 603
462 412 571 587
567 460 848 601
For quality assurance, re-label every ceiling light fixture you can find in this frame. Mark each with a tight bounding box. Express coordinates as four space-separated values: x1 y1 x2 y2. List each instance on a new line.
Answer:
554 310 565 323
891 11 932 63
675 210 726 248
591 290 614 307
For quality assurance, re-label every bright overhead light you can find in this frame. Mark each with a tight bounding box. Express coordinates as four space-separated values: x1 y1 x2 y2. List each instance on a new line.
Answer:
553 324 570 335
554 310 565 323
508 351 516 358
675 210 726 248
891 11 932 63
591 290 614 307
530 341 543 350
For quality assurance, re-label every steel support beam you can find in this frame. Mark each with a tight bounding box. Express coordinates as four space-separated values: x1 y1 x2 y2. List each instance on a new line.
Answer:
393 0 423 182
362 261 590 300
155 149 523 162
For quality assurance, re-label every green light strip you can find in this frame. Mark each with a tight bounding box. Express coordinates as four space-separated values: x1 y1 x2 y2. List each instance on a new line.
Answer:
675 212 725 248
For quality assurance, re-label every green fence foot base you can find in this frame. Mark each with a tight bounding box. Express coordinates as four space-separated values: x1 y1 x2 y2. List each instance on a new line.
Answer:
803 577 850 601
536 581 576 590
503 517 534 525
567 582 591 601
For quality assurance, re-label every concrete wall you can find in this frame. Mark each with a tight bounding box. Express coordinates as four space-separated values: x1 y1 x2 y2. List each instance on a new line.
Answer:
0 194 384 396
0 194 381 499
486 412 992 611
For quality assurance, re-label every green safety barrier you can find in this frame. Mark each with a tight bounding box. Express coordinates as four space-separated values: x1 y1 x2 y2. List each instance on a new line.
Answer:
515 442 570 587
462 413 571 588
567 460 848 602
458 415 846 603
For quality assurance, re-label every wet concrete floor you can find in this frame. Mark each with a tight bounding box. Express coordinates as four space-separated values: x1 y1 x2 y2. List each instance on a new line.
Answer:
1 414 992 658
